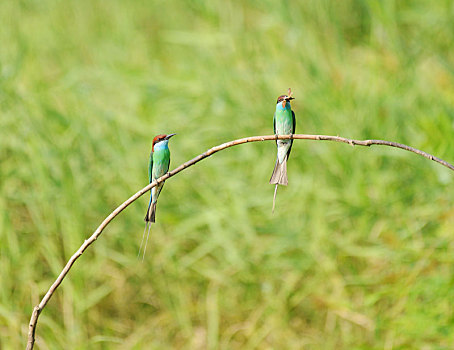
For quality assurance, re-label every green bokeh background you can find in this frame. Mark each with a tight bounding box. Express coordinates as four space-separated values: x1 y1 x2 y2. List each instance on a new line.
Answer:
2 1 454 349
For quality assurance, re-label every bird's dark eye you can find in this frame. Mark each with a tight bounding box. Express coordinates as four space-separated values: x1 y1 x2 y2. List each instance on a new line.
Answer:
276 95 287 104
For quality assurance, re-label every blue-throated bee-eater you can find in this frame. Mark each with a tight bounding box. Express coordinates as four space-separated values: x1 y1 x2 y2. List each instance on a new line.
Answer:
139 133 176 259
269 88 296 212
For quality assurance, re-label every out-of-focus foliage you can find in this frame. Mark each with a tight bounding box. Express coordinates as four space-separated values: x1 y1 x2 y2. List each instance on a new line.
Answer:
1 0 454 348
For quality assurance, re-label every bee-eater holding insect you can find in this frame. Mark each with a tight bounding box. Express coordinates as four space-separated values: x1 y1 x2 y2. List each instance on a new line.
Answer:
269 88 296 212
138 133 176 260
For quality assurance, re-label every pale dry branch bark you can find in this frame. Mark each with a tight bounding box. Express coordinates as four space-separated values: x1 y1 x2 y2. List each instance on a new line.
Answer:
26 134 454 349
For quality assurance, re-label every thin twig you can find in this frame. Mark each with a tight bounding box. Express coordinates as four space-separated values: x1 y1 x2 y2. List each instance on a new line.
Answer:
26 134 454 349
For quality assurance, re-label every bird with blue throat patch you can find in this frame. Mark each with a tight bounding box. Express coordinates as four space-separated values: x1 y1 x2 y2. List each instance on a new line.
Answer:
139 133 176 260
269 88 296 212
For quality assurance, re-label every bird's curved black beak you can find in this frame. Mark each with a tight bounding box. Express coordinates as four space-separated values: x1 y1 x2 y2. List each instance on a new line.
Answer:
165 133 176 140
285 96 295 101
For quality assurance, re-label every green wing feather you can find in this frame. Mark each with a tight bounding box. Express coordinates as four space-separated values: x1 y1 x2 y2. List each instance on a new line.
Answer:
292 110 296 134
287 110 296 159
148 150 153 183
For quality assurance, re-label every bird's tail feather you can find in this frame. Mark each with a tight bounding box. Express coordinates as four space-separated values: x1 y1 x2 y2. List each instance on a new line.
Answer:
149 203 156 223
140 202 157 260
270 156 288 213
142 222 152 261
269 156 288 185
138 222 151 260
144 201 157 223
272 184 278 213
144 195 152 222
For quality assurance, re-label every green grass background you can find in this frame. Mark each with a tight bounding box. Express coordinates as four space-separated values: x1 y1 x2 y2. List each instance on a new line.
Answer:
1 0 454 349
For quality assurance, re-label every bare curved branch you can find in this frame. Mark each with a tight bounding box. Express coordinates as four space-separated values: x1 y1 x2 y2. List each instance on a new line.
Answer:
26 134 454 349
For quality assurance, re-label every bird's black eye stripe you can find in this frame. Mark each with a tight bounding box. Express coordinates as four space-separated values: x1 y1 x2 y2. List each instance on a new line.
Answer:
276 95 289 103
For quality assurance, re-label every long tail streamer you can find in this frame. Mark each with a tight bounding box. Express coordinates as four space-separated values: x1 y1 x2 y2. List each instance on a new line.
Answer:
272 184 278 213
142 223 152 261
138 222 152 261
